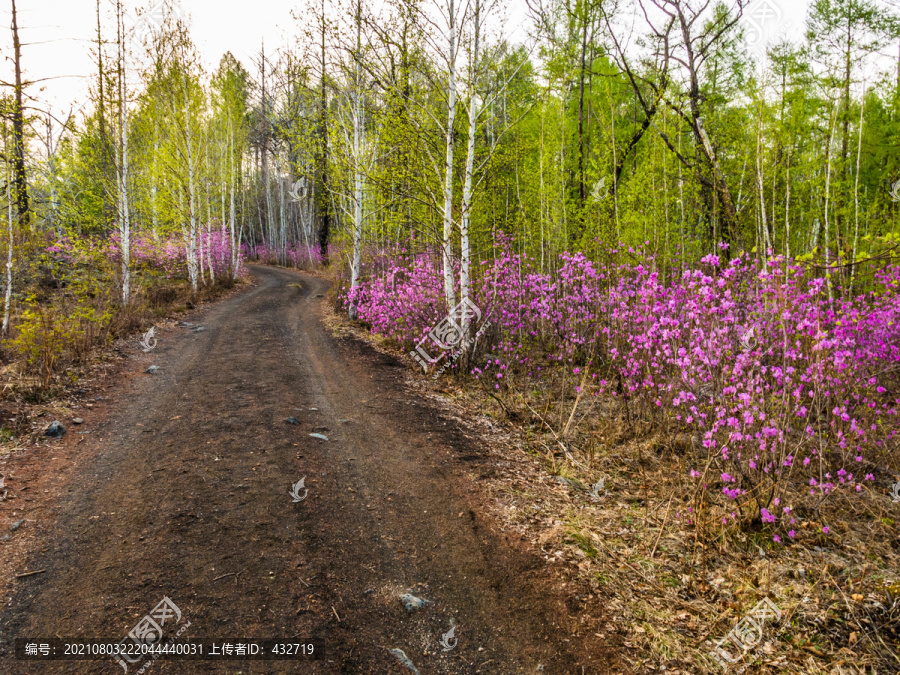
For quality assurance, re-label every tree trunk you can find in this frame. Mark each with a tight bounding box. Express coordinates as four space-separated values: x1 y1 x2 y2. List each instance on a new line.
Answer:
116 0 131 304
184 73 199 293
10 0 30 227
317 1 330 263
459 0 482 330
850 88 865 288
3 145 13 336
348 0 364 320
441 0 459 310
577 17 587 209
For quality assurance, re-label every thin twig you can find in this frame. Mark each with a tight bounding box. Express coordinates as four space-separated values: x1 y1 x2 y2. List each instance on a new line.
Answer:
213 570 243 582
649 490 676 558
15 569 46 578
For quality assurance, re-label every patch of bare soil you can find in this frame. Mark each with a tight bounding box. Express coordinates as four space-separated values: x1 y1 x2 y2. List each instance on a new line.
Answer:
329 290 900 675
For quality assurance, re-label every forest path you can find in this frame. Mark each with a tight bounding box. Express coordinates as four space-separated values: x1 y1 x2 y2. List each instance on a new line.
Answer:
0 265 614 674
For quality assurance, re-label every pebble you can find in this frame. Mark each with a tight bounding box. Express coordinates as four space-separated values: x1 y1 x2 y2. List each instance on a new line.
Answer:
73 418 84 425
285 417 300 425
309 433 328 441
399 593 429 611
10 519 24 531
145 366 161 374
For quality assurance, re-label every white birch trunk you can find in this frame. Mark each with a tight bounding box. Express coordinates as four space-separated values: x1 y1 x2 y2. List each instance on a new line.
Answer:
441 0 458 310
2 164 12 335
851 90 865 288
823 99 836 301
152 134 159 240
184 74 199 293
116 3 131 304
784 155 791 261
204 144 215 283
755 111 770 272
229 115 238 278
458 0 481 331
348 0 364 320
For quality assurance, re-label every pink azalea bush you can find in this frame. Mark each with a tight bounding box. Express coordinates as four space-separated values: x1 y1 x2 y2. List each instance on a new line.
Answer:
50 224 244 280
345 240 900 539
242 242 330 269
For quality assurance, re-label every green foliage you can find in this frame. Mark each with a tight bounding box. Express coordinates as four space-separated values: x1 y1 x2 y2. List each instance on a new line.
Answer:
5 289 116 389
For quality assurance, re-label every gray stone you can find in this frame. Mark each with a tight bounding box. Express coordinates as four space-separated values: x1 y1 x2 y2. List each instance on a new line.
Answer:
145 366 161 374
45 421 65 438
399 593 429 611
388 648 420 674
285 417 300 425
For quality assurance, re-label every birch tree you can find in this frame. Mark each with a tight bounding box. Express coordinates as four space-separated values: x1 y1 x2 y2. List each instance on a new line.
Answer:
115 0 133 303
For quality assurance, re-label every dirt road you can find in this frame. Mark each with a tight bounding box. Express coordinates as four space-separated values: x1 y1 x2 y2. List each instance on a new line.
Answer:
0 266 615 674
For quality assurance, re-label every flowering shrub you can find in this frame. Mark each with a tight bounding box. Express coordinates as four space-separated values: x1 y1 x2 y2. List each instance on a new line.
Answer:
344 241 900 539
242 242 329 270
49 225 244 281
110 227 241 279
346 251 447 344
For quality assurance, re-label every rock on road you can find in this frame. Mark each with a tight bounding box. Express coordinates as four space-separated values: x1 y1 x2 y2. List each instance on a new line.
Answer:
0 266 616 674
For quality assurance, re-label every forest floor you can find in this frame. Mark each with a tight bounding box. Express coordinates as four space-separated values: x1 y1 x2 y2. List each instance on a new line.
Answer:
326 280 900 674
0 265 624 674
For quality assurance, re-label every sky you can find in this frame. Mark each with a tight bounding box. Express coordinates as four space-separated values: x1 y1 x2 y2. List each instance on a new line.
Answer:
1 0 813 129
0 0 309 122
